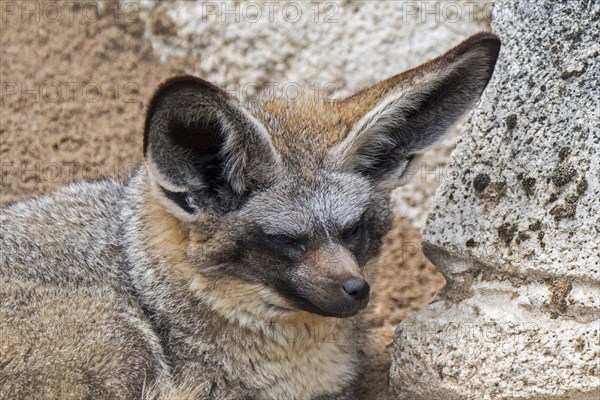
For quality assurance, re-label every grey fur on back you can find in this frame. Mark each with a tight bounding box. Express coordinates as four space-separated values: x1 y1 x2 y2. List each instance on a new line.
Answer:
0 179 168 399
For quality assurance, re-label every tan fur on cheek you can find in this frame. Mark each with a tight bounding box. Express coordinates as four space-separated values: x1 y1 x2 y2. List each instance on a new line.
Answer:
142 189 191 261
141 189 300 325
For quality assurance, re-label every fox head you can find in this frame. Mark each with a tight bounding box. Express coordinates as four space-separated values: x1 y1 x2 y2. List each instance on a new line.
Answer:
142 33 500 319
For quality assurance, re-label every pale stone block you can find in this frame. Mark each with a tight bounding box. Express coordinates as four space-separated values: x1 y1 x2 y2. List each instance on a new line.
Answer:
390 1 600 398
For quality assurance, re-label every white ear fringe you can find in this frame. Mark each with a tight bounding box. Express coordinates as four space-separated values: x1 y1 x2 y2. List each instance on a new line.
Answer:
147 168 200 223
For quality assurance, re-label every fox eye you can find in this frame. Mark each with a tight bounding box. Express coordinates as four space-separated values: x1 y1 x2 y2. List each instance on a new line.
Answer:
342 222 362 241
267 234 307 252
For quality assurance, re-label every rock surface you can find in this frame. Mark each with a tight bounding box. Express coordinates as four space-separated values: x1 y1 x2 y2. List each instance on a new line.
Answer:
138 0 492 229
390 1 599 399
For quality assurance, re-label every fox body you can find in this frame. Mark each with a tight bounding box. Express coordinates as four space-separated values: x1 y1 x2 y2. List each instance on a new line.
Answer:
0 34 500 400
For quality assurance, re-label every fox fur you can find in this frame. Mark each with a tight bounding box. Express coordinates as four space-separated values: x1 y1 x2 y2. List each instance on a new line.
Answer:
0 33 500 400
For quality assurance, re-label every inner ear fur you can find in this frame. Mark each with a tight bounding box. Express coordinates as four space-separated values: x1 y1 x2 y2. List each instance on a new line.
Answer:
143 76 279 215
331 32 501 190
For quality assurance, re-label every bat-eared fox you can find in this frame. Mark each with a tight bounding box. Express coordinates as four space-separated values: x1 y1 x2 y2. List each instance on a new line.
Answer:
0 33 500 400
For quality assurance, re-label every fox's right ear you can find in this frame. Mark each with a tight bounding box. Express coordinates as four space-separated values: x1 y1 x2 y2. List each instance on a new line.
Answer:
143 76 280 218
330 32 501 191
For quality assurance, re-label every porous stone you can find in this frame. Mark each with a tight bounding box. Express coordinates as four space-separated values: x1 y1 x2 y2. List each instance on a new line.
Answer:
390 1 599 399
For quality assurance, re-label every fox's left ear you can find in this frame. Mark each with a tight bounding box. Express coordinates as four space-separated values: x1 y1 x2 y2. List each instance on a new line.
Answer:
330 32 501 190
143 76 280 218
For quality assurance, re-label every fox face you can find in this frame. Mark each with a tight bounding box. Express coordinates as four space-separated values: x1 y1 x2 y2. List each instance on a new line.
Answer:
198 171 392 318
143 33 500 319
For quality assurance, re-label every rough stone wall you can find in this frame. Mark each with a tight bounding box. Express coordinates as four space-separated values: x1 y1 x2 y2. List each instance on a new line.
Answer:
138 0 492 229
390 1 599 399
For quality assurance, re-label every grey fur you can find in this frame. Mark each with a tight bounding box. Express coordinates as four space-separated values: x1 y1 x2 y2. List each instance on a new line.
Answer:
0 33 500 400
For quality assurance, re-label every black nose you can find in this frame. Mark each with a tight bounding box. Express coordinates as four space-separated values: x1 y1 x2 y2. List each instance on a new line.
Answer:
342 278 370 301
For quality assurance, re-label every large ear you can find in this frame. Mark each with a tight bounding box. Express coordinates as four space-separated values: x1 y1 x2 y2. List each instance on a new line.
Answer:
143 76 280 217
330 32 501 190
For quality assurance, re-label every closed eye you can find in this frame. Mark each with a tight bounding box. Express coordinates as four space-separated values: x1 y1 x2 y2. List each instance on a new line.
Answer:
342 222 362 241
266 234 307 252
